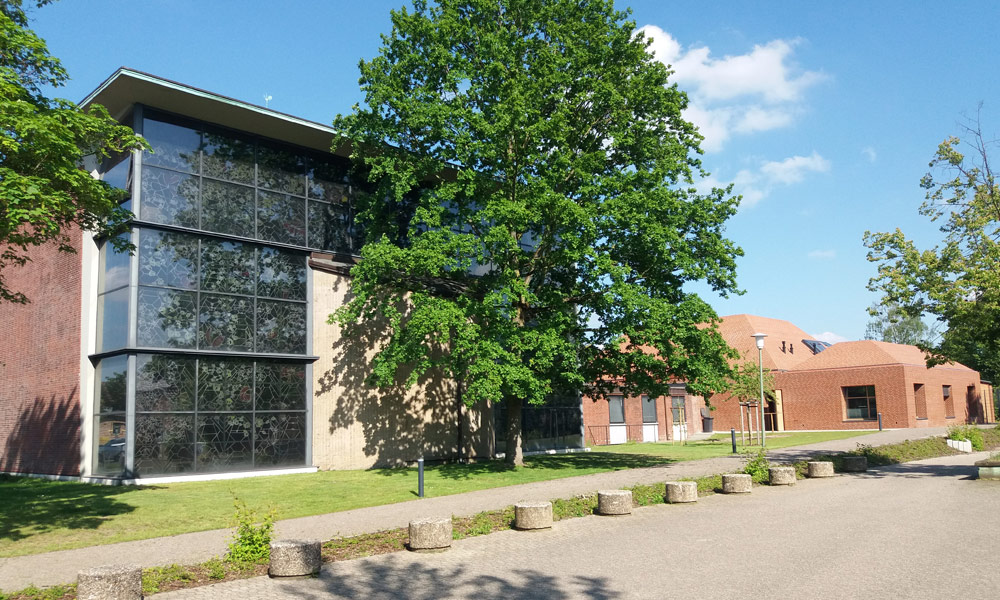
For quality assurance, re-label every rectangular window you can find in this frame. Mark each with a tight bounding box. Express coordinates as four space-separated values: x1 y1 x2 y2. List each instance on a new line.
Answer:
943 385 955 418
608 395 624 424
844 385 877 420
914 383 927 419
671 396 686 424
641 395 657 423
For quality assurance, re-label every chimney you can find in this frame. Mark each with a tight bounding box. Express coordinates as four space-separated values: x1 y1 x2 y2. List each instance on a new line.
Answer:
781 341 786 353
790 343 794 354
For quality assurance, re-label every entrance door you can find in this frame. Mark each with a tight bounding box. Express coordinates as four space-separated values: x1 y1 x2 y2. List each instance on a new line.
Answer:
641 395 658 442
671 396 687 441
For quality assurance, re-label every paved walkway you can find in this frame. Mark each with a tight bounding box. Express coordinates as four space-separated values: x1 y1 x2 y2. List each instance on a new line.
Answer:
0 426 955 591
158 449 1000 599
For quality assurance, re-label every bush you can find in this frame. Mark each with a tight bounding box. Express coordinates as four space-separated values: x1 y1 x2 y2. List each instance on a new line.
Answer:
948 424 984 451
742 449 770 483
226 496 275 568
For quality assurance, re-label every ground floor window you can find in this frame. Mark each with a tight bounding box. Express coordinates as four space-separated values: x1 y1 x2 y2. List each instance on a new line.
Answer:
641 395 657 423
608 395 625 424
844 385 877 420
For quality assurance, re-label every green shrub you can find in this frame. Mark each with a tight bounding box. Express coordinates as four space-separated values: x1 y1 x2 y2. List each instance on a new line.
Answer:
948 424 984 450
742 449 770 483
226 496 275 568
142 564 194 595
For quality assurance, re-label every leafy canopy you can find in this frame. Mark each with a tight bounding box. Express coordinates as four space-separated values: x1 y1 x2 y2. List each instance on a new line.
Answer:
0 0 147 303
332 0 742 414
864 113 1000 381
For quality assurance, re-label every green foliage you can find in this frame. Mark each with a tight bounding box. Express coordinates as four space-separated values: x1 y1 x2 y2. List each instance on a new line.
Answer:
864 302 937 346
552 494 599 520
452 506 515 539
722 360 775 404
204 557 227 581
864 114 1000 382
142 564 195 596
947 424 984 450
0 583 75 600
742 448 770 483
332 0 742 465
225 497 275 568
0 0 148 303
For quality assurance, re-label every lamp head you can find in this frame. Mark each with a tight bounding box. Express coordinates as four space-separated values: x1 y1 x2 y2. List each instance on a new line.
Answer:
752 332 767 350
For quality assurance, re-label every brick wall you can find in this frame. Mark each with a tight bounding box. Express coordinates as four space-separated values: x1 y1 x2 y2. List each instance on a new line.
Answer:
582 391 704 444
0 232 84 476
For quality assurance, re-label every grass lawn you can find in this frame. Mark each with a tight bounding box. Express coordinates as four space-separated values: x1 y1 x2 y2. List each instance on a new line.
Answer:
592 430 877 460
0 430 871 558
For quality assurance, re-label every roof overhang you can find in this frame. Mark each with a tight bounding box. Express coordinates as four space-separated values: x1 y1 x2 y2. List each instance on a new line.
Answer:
81 68 347 157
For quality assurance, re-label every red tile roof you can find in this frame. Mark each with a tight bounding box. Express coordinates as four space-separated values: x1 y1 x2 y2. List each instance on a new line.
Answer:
716 314 818 371
789 339 976 372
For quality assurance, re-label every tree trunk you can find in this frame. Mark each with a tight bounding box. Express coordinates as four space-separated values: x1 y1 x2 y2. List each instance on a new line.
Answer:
505 396 524 467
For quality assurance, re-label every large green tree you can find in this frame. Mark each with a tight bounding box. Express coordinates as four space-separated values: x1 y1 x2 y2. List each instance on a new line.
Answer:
864 115 1000 382
863 302 937 346
333 0 742 465
0 0 146 303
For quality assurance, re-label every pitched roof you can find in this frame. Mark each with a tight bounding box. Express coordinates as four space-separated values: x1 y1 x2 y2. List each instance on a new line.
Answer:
789 339 977 372
715 314 819 371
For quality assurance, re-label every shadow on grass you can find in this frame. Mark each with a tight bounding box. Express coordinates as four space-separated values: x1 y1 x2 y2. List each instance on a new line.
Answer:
368 452 674 482
0 475 145 544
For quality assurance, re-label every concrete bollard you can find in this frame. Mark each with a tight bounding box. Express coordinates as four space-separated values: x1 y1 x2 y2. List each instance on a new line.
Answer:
768 466 796 486
77 564 142 600
269 539 322 577
408 517 453 551
807 461 835 478
721 473 752 494
514 501 553 530
841 456 869 473
597 490 632 515
664 481 698 503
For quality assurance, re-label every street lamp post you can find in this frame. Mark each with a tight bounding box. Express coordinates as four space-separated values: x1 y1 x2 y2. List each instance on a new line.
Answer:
752 333 767 447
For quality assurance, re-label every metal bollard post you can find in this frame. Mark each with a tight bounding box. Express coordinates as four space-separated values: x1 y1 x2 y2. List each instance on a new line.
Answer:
418 457 424 498
731 428 737 454
878 413 883 431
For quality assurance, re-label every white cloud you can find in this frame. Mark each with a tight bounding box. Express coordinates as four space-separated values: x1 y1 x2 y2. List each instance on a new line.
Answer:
807 249 837 259
760 152 831 185
639 25 826 152
812 331 850 344
862 146 877 162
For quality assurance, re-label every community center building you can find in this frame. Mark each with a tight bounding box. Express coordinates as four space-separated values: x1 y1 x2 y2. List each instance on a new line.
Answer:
0 69 583 482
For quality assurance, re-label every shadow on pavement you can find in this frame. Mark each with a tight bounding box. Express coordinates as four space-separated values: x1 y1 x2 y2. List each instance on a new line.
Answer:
288 557 620 600
857 462 979 480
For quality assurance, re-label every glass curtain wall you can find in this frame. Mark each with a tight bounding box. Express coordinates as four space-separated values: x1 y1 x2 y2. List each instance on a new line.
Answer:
92 109 366 477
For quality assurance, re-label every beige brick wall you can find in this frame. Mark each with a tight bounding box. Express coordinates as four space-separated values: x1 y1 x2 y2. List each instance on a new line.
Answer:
310 267 492 470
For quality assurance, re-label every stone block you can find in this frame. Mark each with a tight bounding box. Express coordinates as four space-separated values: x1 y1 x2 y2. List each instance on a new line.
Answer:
841 456 868 472
768 466 796 486
408 517 452 550
664 481 698 503
77 564 142 600
514 501 553 530
269 539 322 577
597 489 632 515
721 473 752 494
978 466 1000 480
807 461 835 478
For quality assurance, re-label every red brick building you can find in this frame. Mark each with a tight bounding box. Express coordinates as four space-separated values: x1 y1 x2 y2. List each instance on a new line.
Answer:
582 384 709 446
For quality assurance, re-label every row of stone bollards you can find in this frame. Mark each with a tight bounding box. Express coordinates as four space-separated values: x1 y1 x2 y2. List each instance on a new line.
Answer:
75 457 869 598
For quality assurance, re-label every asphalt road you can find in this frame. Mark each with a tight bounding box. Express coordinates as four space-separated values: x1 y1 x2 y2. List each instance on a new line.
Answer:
159 450 1000 599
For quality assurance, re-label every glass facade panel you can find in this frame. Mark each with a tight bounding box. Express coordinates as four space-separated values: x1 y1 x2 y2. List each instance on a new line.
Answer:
256 300 307 354
102 155 132 191
257 145 305 196
137 287 198 349
202 131 254 185
134 413 195 475
308 157 351 201
135 354 196 412
99 237 131 293
196 413 254 472
198 294 254 351
254 413 306 467
844 385 877 420
199 239 255 296
257 247 306 300
257 190 306 246
94 415 127 476
198 358 254 412
97 286 130 352
255 363 306 410
95 355 129 413
140 167 199 228
143 118 201 173
608 395 624 424
201 179 254 238
307 200 351 253
138 229 198 289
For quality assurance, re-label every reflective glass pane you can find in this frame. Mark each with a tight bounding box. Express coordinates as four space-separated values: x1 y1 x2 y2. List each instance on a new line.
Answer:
255 362 306 410
134 413 195 475
609 396 624 424
198 293 254 351
138 229 198 290
201 179 254 238
94 415 127 476
142 117 201 173
257 190 306 246
202 131 254 185
140 166 199 228
254 413 306 467
307 157 351 201
307 200 351 253
257 247 305 300
199 239 255 296
97 287 130 352
135 354 196 412
103 156 132 191
198 358 254 412
99 236 131 293
137 286 197 349
257 144 305 196
196 413 254 472
95 355 128 413
257 300 307 354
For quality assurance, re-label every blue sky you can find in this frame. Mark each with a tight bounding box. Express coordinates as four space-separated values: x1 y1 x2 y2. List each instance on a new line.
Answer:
29 0 1000 342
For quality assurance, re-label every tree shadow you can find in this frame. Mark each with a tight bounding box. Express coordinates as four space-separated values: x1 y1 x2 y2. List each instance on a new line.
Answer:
284 555 621 599
853 462 980 480
2 387 82 477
